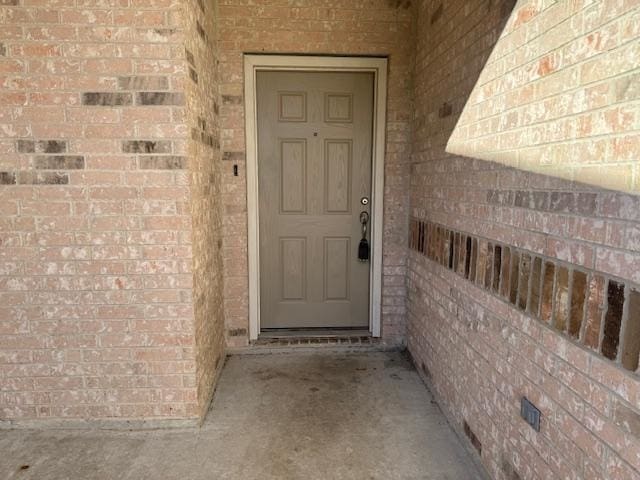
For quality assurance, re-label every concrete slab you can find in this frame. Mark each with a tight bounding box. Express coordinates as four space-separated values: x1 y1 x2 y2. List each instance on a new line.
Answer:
0 352 487 480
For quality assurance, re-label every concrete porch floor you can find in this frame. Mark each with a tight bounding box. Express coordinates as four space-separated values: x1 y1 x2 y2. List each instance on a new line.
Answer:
0 352 486 479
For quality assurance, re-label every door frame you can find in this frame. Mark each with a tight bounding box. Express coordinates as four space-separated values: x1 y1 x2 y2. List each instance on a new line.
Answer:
244 54 388 340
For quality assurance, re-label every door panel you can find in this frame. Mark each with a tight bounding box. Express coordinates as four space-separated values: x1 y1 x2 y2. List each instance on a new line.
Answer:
257 71 373 329
324 237 351 301
280 139 306 214
325 93 353 123
325 140 352 214
280 237 306 301
278 92 306 122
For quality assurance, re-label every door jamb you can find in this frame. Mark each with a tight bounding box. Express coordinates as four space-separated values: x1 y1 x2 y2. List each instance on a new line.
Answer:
244 54 388 341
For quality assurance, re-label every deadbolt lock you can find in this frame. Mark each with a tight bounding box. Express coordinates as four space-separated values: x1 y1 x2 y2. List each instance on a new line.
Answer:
360 197 369 206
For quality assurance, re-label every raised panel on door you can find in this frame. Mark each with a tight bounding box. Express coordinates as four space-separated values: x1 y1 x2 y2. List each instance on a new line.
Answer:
324 237 350 301
257 70 373 329
325 140 352 214
280 237 306 301
280 139 306 214
325 93 353 123
278 92 306 122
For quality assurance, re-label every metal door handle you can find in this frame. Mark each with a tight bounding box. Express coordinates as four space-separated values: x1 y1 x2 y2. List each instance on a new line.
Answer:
358 211 370 262
359 211 369 239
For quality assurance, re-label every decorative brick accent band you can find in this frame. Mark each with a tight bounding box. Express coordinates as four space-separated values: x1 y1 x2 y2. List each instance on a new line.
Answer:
190 115 218 149
409 218 640 375
0 136 191 185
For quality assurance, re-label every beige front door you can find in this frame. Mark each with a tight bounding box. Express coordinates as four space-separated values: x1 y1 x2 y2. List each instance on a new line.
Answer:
257 71 374 329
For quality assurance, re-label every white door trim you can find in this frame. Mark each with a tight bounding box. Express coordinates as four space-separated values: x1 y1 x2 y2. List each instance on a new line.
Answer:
244 54 388 340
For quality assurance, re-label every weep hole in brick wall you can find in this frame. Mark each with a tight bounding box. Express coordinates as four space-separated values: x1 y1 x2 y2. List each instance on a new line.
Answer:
409 218 640 374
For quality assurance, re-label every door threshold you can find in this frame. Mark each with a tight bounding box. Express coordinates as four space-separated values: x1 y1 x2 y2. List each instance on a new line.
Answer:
229 328 388 354
259 328 370 338
241 334 382 353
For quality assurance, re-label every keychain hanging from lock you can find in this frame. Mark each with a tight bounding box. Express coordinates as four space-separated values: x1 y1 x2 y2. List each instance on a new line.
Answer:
358 210 370 262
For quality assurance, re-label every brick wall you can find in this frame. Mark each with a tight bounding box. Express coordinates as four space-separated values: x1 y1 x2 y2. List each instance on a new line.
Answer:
448 0 640 194
216 0 415 348
183 0 225 419
0 0 220 423
408 1 640 479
